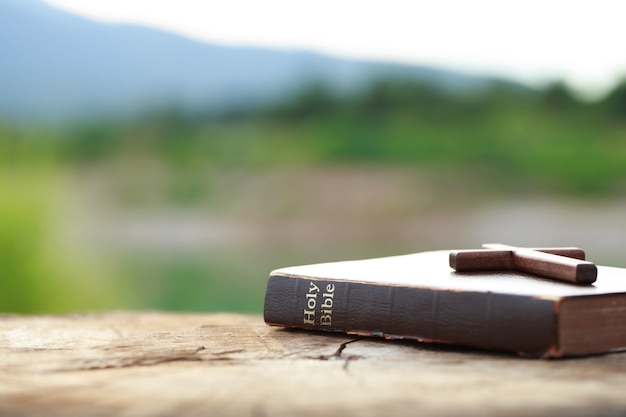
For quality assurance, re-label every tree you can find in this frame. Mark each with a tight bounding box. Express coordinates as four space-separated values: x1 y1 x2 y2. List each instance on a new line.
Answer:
601 78 626 121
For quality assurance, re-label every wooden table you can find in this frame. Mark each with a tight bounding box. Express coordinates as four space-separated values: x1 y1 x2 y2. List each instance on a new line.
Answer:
1 312 624 417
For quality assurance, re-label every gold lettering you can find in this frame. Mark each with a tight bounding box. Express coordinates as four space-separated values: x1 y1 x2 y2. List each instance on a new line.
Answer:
303 281 335 326
303 309 315 325
320 284 335 326
309 281 320 293
303 282 320 324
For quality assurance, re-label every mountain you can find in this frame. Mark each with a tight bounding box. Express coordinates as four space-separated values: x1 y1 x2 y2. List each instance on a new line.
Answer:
0 0 506 122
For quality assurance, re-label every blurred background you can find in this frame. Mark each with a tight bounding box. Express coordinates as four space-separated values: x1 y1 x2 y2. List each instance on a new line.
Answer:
2 0 626 313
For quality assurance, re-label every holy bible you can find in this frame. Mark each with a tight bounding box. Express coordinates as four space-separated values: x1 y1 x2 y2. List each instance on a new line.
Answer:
263 250 626 357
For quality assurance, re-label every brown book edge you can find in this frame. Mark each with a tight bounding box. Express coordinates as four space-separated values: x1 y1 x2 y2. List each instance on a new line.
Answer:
558 294 626 356
264 274 566 358
264 251 626 358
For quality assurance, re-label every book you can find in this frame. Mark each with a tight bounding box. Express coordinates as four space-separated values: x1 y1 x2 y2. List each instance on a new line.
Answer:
263 250 626 357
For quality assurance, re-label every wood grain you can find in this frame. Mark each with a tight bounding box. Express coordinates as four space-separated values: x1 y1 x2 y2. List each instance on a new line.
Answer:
0 312 625 417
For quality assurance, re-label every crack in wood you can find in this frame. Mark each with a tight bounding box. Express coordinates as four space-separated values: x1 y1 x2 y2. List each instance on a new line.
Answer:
58 346 247 372
2 313 626 416
72 353 204 371
211 348 245 356
306 338 364 370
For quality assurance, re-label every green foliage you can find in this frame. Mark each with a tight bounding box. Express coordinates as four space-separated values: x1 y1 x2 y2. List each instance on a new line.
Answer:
602 78 626 121
0 174 52 312
0 171 127 313
3 76 626 314
34 76 626 198
118 251 270 312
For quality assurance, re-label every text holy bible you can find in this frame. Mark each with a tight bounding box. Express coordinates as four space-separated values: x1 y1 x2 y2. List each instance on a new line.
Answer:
263 248 626 357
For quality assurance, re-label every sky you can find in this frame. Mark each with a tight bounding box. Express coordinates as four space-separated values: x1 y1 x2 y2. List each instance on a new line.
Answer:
43 0 626 99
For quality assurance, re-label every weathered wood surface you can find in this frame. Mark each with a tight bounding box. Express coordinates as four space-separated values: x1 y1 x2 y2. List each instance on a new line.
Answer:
0 312 625 417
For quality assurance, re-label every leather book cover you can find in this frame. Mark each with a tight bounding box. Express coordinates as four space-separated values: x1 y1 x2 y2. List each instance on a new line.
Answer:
263 250 626 357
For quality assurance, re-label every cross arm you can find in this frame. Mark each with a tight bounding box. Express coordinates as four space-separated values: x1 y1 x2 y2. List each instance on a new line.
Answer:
449 243 597 285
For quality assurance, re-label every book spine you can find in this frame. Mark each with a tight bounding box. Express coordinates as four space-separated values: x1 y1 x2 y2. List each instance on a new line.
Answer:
264 274 558 356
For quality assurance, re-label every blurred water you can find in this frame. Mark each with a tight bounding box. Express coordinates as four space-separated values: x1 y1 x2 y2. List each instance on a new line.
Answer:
46 166 625 314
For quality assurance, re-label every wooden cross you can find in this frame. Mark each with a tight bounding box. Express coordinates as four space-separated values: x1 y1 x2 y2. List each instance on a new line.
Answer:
449 243 597 285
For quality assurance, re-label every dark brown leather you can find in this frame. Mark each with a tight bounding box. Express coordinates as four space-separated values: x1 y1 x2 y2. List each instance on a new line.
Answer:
263 250 626 357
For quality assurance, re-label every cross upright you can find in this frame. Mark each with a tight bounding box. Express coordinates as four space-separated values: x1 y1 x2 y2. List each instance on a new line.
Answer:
449 243 597 285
